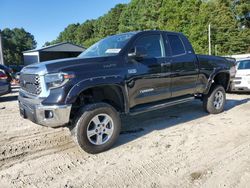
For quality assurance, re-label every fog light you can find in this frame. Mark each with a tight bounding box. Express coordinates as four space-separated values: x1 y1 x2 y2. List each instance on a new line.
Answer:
45 110 54 119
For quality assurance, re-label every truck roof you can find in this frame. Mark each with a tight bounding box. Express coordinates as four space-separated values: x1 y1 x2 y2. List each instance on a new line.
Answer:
114 30 183 37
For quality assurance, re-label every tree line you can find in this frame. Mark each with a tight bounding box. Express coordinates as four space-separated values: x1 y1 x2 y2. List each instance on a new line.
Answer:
1 0 249 65
46 0 250 56
1 28 36 65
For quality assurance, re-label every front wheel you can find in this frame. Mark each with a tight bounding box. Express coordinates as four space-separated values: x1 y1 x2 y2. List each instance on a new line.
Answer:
71 103 121 154
203 85 226 114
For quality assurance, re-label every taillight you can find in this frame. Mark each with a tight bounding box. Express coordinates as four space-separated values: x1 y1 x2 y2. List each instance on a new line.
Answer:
0 72 8 80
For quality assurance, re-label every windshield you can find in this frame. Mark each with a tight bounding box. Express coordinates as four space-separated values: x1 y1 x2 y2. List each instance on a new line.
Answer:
237 60 250 70
79 33 136 58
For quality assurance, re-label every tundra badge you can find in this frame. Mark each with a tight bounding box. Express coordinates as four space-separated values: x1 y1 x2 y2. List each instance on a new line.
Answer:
128 69 137 74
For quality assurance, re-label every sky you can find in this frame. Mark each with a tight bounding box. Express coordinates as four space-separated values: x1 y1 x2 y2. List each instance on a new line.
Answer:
0 0 131 48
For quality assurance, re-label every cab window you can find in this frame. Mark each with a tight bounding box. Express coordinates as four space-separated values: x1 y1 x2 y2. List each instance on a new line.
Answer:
131 34 165 58
167 35 186 56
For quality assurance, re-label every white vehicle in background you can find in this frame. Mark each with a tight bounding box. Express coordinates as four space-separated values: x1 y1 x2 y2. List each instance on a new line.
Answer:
230 58 250 92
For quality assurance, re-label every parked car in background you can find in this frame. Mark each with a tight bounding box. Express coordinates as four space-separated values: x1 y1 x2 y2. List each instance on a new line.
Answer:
0 69 11 96
0 64 14 82
230 58 250 92
9 65 25 73
9 65 25 81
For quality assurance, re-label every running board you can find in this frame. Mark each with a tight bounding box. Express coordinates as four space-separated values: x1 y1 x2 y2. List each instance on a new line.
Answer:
130 96 195 115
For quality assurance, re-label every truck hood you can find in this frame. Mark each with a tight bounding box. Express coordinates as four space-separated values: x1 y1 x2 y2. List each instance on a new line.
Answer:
22 56 119 75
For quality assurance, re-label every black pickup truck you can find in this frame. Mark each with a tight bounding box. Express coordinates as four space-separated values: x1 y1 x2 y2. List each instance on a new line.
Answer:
18 30 235 153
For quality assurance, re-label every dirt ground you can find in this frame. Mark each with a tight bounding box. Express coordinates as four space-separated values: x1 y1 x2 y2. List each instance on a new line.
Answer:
0 87 250 188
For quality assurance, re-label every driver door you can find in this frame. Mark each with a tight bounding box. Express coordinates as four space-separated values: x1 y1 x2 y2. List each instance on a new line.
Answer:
126 33 171 108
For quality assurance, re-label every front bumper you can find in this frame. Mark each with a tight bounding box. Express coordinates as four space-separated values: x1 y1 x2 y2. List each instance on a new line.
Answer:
18 94 71 127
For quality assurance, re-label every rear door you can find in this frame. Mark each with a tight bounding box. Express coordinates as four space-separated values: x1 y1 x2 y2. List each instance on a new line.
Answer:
166 34 199 97
126 33 171 108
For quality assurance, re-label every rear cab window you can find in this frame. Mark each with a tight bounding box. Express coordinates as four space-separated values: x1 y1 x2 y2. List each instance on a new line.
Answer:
167 34 186 56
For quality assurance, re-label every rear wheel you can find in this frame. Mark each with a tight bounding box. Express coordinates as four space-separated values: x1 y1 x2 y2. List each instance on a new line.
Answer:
203 85 226 114
71 103 121 154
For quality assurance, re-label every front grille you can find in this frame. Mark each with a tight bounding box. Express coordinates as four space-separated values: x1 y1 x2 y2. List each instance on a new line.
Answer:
20 74 42 95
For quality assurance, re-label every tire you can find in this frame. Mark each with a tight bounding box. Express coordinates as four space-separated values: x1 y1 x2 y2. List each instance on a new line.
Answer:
71 103 121 154
203 84 226 114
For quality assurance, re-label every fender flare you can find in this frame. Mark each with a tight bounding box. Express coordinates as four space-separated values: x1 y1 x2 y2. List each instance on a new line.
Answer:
204 68 230 94
65 75 129 113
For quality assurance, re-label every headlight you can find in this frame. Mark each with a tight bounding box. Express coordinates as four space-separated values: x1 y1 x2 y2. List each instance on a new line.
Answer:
45 72 74 89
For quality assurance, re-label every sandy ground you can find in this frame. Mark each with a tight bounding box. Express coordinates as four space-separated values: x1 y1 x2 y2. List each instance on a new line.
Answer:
0 87 250 188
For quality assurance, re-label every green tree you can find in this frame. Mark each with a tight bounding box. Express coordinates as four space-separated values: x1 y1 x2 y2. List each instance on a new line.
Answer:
47 0 250 55
1 28 36 65
57 23 80 44
75 20 96 47
233 0 250 28
159 0 205 53
119 0 163 32
46 4 127 48
96 4 127 38
43 41 52 47
207 0 250 55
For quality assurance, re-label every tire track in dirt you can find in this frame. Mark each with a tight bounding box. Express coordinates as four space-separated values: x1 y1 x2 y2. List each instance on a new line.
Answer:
0 127 66 142
0 128 73 168
36 126 195 188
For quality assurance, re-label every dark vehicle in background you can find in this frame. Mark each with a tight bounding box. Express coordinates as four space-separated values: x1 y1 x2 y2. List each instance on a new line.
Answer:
9 65 25 73
9 65 25 81
0 69 11 96
0 64 13 82
18 30 235 154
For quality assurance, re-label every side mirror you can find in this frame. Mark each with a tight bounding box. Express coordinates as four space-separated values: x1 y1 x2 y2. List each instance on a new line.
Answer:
128 46 147 60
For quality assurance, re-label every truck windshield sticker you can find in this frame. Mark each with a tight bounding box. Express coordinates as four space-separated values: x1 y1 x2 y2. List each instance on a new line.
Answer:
105 49 121 54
